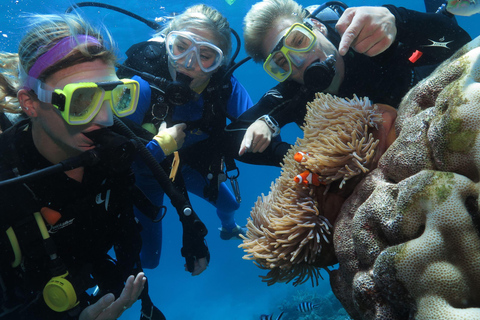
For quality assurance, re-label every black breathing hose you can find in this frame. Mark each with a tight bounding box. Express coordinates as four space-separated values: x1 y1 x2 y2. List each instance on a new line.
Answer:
65 2 162 30
112 117 209 272
0 151 100 188
111 117 193 218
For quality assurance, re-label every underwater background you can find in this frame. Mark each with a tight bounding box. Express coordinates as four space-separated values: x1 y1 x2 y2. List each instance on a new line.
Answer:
0 0 478 319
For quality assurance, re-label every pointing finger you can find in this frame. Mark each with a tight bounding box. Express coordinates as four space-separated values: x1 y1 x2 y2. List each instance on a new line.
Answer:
159 121 167 131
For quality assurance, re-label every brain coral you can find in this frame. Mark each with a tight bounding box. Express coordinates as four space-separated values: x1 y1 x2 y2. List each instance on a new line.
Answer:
332 36 480 319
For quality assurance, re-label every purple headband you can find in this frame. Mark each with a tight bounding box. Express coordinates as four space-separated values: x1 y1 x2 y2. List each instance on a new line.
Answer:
28 35 102 79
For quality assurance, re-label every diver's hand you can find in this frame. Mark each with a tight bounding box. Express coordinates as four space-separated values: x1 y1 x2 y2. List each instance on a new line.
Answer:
336 6 396 57
180 214 210 277
159 121 187 149
184 256 208 276
79 273 146 320
239 120 272 156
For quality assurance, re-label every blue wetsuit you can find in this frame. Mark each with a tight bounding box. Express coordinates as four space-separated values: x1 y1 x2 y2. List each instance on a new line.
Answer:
128 73 252 269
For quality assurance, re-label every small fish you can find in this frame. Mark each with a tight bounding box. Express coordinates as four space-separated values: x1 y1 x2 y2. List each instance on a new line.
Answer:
447 0 480 16
293 151 310 162
260 311 284 320
294 170 323 186
297 302 320 313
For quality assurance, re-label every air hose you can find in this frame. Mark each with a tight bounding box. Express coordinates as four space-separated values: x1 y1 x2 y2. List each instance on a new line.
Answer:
112 117 193 218
112 117 209 272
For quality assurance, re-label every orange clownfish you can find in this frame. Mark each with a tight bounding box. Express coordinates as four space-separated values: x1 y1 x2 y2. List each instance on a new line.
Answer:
294 152 310 163
294 170 323 186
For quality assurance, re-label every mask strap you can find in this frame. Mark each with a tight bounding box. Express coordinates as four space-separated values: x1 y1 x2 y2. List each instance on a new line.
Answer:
24 76 55 103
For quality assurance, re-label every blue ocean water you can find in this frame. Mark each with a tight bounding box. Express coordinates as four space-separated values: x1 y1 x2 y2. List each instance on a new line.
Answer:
0 0 477 319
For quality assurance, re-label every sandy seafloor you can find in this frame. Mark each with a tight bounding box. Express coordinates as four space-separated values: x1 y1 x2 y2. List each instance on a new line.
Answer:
0 0 478 319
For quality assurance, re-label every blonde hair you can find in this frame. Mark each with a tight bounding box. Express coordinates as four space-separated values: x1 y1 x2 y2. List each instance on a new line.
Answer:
159 4 232 65
0 13 116 113
0 53 21 113
244 0 306 62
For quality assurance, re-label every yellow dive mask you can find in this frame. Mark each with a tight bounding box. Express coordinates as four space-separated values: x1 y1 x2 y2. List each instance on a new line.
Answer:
263 23 317 82
29 78 139 125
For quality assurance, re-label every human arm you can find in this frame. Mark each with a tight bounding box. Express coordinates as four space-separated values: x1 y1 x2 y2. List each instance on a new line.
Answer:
335 5 471 60
226 81 302 156
224 76 276 155
381 4 471 64
179 206 210 276
79 273 145 320
124 75 186 162
239 118 273 155
152 121 186 154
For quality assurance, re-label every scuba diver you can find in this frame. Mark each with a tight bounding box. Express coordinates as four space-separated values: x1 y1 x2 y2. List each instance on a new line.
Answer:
226 0 472 158
116 4 259 270
0 13 147 320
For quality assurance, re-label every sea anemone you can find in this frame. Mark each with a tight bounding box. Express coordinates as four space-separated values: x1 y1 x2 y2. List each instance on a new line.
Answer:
240 93 384 286
301 93 383 188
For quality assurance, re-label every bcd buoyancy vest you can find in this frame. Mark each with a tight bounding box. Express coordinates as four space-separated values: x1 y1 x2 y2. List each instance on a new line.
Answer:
119 40 239 203
0 121 141 319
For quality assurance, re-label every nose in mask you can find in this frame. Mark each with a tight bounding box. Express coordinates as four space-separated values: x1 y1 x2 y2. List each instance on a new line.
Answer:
182 51 198 70
91 101 114 127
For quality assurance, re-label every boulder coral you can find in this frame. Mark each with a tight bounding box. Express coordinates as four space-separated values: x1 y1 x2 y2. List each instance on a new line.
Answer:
332 36 480 319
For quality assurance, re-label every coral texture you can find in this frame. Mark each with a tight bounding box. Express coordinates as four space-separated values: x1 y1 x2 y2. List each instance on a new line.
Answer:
331 36 480 319
240 94 385 286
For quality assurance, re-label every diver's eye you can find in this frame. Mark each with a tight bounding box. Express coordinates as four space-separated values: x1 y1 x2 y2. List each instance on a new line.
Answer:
290 34 309 49
175 44 187 53
200 54 212 61
199 48 216 61
273 53 289 71
174 37 192 54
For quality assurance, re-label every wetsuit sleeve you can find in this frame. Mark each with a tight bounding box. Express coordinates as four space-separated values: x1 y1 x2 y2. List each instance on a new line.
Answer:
223 81 296 167
145 139 167 163
226 75 253 118
227 80 303 130
383 5 471 65
127 75 152 125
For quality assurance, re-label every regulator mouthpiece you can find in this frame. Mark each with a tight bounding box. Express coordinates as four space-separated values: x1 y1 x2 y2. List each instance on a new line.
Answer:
303 55 336 92
83 128 136 173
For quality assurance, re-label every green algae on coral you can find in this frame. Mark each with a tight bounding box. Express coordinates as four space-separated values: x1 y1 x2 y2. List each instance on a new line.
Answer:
424 172 455 204
445 118 477 153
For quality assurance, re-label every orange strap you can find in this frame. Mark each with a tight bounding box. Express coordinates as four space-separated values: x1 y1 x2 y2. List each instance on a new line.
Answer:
169 151 180 181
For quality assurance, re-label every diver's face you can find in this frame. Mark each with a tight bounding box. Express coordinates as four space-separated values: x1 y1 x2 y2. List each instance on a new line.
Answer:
168 28 222 91
262 19 340 85
32 60 118 159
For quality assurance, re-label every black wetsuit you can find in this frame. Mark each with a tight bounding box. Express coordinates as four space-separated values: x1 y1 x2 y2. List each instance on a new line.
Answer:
0 120 142 320
227 5 471 135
